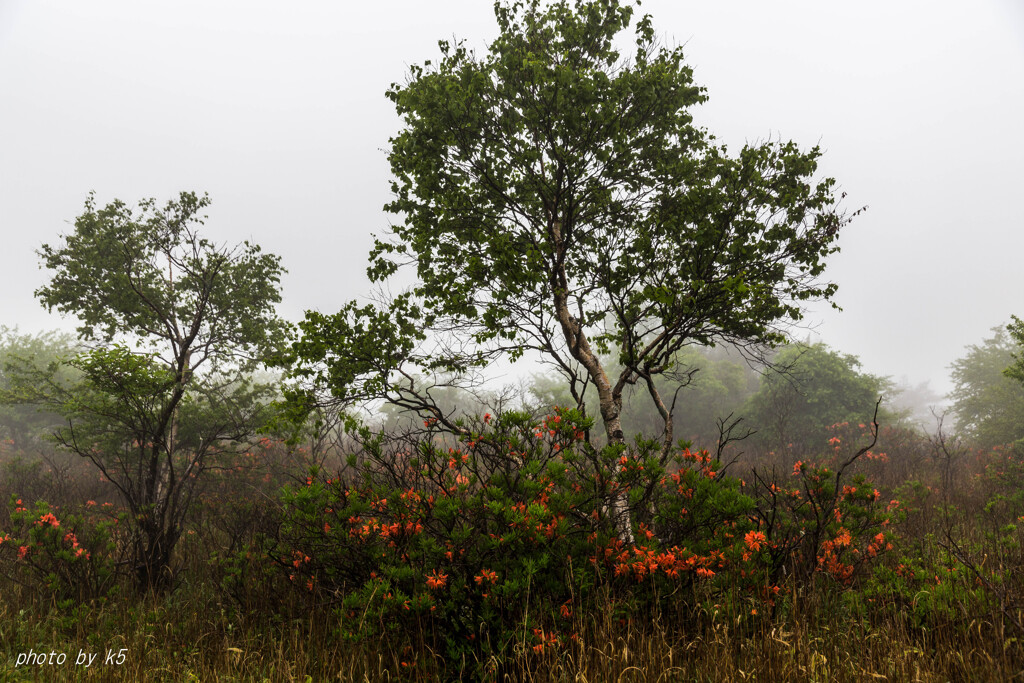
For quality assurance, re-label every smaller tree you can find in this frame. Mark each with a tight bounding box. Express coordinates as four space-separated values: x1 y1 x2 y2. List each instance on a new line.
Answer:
744 342 890 452
0 327 80 449
1005 315 1024 386
7 192 287 590
951 325 1024 449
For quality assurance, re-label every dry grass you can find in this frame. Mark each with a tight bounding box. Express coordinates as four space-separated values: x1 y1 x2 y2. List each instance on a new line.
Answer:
2 569 1023 682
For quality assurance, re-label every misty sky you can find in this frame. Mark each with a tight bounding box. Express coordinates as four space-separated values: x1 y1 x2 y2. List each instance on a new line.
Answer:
1 0 1022 400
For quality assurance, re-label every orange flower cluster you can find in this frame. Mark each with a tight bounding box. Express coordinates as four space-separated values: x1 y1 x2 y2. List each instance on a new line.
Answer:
63 531 90 559
534 515 564 540
531 628 560 653
744 530 767 552
530 412 585 442
348 516 424 543
474 568 498 585
867 532 892 558
681 449 714 465
605 541 723 582
666 471 694 498
36 512 60 528
425 569 448 590
813 523 890 585
862 450 889 462
676 448 718 479
817 541 854 583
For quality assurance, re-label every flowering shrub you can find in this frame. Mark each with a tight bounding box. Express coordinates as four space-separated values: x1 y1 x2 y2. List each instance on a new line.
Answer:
743 417 900 595
264 408 897 671
0 495 123 601
271 409 618 664
976 442 1024 523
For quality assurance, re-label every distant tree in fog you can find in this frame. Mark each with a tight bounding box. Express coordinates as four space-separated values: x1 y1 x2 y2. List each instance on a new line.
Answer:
951 325 1024 449
890 378 946 429
1005 315 1024 387
0 327 80 449
744 342 891 453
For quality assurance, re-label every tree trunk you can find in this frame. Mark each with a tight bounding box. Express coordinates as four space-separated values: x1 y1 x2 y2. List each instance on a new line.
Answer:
134 520 178 592
549 219 634 543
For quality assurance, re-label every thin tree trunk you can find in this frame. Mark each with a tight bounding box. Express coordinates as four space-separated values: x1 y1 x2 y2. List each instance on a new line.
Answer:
549 219 635 544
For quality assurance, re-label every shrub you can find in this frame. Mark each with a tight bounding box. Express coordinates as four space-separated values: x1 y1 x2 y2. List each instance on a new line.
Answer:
0 495 123 602
261 407 897 674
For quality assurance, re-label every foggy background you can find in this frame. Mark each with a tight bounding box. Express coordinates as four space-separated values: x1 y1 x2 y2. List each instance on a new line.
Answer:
1 0 1022 400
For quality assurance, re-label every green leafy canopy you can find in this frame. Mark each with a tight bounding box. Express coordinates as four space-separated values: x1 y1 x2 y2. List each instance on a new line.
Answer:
286 0 857 447
36 191 287 370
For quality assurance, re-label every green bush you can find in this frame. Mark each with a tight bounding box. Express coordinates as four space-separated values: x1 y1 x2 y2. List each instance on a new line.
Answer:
1 495 123 602
258 408 897 674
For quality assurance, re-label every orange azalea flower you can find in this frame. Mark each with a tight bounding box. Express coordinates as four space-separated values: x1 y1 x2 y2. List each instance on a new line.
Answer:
425 570 448 590
474 568 498 585
744 530 766 552
37 512 59 528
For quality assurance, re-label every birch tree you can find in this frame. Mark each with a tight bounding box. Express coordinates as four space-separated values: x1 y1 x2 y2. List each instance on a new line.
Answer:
286 0 855 540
